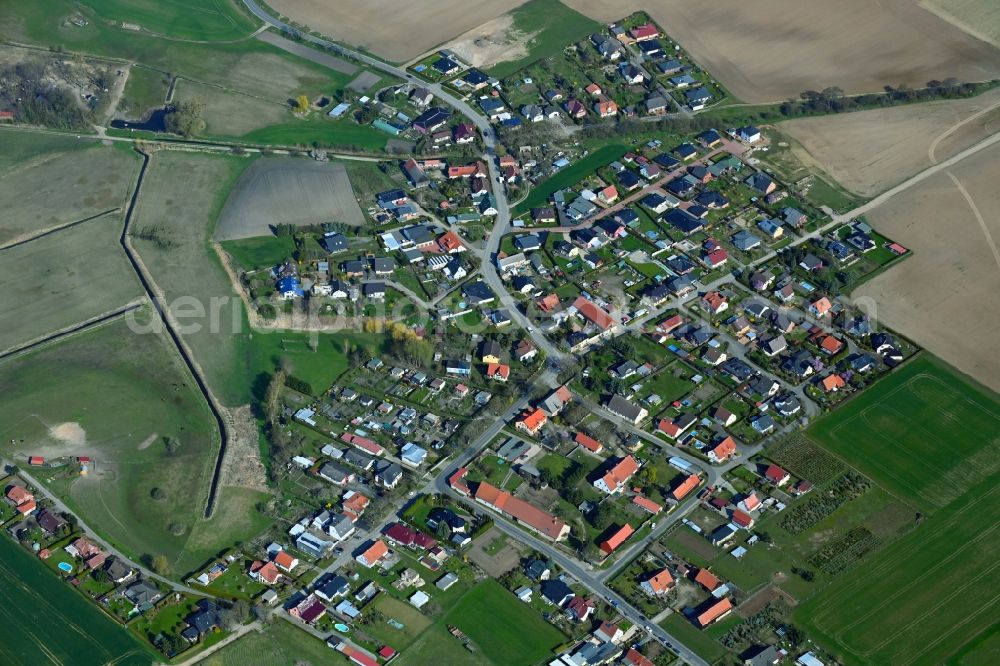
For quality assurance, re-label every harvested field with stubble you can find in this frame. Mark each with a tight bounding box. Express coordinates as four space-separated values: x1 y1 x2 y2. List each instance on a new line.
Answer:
563 0 1000 103
779 87 1000 196
214 157 365 240
855 141 1000 391
266 0 529 62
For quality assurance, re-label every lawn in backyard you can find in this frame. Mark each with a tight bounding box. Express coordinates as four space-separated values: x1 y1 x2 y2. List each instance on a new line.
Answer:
435 579 567 665
513 144 628 215
203 619 352 665
220 235 296 272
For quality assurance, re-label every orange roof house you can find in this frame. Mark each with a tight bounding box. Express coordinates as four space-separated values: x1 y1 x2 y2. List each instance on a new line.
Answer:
821 374 847 393
486 363 510 382
599 524 634 554
708 436 737 463
537 293 560 312
356 539 389 568
448 164 479 178
516 408 548 435
274 550 299 572
437 230 464 253
696 597 733 627
593 455 639 494
585 82 603 96
810 296 833 317
598 184 619 204
693 567 721 592
732 509 754 528
15 498 36 515
595 99 619 118
658 419 682 439
764 464 790 485
671 473 701 500
342 491 370 517
249 560 281 585
819 334 845 355
574 432 603 454
6 485 33 506
702 290 728 314
640 568 675 596
473 481 569 540
573 296 616 331
632 495 662 514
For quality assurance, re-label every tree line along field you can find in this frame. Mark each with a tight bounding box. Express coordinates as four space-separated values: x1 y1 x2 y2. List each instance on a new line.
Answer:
0 536 153 665
0 314 228 574
795 354 1000 664
0 134 140 246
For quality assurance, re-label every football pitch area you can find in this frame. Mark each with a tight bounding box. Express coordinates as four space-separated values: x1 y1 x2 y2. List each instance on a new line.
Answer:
797 354 1000 664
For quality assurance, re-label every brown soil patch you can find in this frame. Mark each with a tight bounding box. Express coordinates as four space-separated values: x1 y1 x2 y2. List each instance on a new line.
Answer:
854 141 1000 392
266 0 530 63
564 0 1000 103
674 529 719 561
219 405 267 491
780 88 1000 196
49 422 86 447
467 526 524 577
443 14 533 69
737 584 797 618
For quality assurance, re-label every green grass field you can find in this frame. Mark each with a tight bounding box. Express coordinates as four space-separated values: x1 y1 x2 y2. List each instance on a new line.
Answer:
808 355 1000 512
0 315 227 573
83 0 259 41
397 579 566 665
242 119 391 152
0 524 154 665
440 580 566 664
0 136 140 245
203 620 351 665
797 355 1000 664
513 144 628 215
220 235 296 271
0 212 142 351
487 0 601 79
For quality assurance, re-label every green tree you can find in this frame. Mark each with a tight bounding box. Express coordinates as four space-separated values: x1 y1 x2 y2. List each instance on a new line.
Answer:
165 98 205 137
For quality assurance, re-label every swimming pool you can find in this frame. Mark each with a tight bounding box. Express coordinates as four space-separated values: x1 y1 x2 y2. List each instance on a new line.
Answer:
57 562 73 573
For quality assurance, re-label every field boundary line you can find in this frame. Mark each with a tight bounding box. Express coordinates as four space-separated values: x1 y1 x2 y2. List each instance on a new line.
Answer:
0 207 121 251
928 97 1000 164
862 558 1000 656
902 591 1000 664
812 484 1000 631
0 300 145 364
818 488 1000 634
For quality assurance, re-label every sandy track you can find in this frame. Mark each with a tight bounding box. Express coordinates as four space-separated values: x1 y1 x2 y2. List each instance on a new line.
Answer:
265 0 529 62
855 141 1000 392
780 88 1000 196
